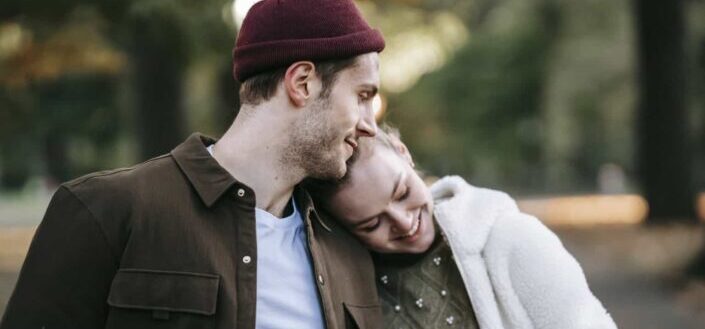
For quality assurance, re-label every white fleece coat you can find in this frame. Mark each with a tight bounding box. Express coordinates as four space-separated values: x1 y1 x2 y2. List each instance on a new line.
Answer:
430 176 617 329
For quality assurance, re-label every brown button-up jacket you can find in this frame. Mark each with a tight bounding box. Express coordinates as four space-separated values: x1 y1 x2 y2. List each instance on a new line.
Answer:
0 133 382 329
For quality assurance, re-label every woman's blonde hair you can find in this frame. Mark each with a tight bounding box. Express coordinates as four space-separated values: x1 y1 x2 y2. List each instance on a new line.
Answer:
373 122 402 154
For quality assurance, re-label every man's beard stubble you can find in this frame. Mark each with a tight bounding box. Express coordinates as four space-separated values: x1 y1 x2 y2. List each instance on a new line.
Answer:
282 96 348 181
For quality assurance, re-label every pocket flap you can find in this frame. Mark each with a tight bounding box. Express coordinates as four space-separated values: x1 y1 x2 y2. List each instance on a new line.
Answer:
107 268 220 316
344 303 382 329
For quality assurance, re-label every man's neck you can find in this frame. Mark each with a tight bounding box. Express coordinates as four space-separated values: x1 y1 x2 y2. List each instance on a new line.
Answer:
212 109 305 218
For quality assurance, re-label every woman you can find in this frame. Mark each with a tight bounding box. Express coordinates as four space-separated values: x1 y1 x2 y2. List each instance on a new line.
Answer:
306 125 617 329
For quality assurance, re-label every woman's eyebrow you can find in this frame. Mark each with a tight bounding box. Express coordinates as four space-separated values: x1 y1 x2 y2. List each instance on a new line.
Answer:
392 171 404 198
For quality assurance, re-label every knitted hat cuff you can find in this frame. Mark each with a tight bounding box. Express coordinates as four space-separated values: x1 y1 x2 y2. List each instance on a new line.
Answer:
233 28 384 82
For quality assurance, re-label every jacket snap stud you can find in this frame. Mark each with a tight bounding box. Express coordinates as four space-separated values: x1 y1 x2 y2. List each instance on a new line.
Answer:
394 305 401 312
380 275 388 285
242 255 251 264
446 315 455 325
433 257 442 266
415 298 424 308
317 274 325 285
440 290 447 297
237 189 245 197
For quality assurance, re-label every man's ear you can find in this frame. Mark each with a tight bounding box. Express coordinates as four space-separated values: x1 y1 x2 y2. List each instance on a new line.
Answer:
284 61 317 107
390 137 414 168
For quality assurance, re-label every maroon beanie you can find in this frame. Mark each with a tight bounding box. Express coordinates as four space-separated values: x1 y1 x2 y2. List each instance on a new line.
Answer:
232 0 385 82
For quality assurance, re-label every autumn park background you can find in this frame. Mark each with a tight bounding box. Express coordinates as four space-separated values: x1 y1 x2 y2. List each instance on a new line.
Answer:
1 0 705 327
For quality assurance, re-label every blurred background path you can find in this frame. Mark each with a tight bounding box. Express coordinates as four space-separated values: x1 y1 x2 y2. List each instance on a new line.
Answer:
558 226 705 329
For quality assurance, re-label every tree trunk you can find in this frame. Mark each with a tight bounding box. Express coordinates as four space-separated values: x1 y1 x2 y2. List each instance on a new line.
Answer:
633 0 695 222
215 62 240 135
686 35 705 279
0 143 31 190
43 131 69 186
128 9 188 160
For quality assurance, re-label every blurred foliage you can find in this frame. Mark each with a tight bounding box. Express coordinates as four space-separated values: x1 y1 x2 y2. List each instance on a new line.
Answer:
379 0 701 195
0 0 704 198
385 0 559 192
0 0 235 188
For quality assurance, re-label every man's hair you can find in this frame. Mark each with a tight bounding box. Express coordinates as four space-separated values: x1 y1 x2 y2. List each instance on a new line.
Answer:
239 57 358 105
303 123 402 209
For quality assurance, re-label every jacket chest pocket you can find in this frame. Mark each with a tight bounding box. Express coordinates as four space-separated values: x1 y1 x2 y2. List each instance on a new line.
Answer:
106 268 220 329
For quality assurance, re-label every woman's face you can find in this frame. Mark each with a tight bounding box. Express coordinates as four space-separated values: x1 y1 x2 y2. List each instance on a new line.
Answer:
327 144 436 253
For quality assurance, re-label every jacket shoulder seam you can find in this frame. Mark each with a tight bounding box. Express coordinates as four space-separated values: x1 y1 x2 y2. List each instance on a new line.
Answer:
59 185 121 265
68 154 172 187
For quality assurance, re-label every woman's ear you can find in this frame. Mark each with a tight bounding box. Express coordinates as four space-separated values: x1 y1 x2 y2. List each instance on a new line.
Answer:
284 61 316 107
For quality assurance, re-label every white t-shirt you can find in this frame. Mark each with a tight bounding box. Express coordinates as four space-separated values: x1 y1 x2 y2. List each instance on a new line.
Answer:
207 144 325 329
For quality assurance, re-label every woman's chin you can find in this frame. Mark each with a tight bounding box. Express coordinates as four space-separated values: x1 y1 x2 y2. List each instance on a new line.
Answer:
407 212 435 253
411 231 436 253
378 237 434 254
371 243 421 254
380 220 436 253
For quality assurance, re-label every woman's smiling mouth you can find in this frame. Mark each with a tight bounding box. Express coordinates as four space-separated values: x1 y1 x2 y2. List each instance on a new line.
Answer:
398 210 422 241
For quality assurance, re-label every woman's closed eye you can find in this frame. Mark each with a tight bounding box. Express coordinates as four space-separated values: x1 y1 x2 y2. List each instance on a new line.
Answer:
398 186 410 201
362 218 381 232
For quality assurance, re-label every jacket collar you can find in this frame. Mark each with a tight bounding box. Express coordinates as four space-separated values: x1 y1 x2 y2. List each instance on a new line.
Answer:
431 175 518 254
294 186 334 232
171 133 237 208
170 133 334 232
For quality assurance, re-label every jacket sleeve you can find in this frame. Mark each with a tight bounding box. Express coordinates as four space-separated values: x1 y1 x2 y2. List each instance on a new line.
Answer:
0 186 119 329
501 213 618 329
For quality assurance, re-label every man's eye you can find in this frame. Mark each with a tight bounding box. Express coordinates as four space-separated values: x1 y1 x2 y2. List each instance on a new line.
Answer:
359 92 371 100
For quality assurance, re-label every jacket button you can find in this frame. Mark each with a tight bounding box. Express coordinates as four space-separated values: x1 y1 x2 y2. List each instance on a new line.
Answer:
242 255 251 264
237 189 245 197
317 274 325 285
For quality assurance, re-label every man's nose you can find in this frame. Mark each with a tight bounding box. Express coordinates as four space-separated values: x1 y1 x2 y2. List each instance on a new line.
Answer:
356 105 377 137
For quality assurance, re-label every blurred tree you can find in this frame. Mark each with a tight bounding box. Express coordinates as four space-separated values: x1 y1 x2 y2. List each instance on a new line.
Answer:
0 89 34 189
127 3 189 160
539 0 636 194
687 34 705 279
634 0 695 221
125 0 233 159
0 9 125 188
35 75 120 181
0 0 82 23
1 0 235 186
387 0 560 193
216 62 240 135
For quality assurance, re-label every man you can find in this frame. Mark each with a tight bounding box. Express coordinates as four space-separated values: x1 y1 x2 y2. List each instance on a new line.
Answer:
0 0 385 328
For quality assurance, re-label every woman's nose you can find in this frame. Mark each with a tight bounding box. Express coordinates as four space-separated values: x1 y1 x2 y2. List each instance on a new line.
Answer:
388 208 414 234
